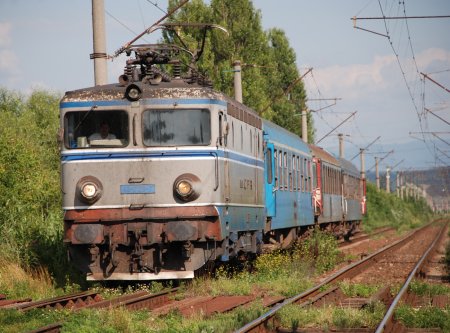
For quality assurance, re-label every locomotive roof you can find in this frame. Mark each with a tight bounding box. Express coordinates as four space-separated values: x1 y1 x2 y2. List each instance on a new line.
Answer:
61 80 226 102
262 120 311 155
338 157 360 177
309 144 340 167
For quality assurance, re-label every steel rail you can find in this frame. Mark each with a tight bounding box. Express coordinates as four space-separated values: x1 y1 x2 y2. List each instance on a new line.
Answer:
78 287 178 311
26 323 62 333
24 288 179 333
234 222 437 333
338 226 395 248
15 291 102 311
375 223 447 333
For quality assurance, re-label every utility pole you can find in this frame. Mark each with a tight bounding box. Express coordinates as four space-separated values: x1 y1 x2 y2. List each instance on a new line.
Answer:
396 171 400 197
360 148 366 180
91 0 108 86
400 171 404 199
386 167 391 193
338 133 344 158
350 136 381 161
375 157 380 190
302 109 308 143
233 60 243 103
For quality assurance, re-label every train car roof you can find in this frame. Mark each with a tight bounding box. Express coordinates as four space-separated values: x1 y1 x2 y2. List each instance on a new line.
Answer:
262 120 311 156
338 157 360 177
309 144 340 167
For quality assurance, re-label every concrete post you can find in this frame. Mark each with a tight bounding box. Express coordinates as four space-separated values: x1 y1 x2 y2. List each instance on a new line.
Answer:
233 60 243 103
386 167 390 193
301 109 308 143
396 171 400 197
338 133 344 159
91 0 108 85
375 157 380 190
360 148 365 180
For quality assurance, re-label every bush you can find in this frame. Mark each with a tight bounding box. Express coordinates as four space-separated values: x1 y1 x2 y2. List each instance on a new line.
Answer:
363 182 433 232
0 87 79 288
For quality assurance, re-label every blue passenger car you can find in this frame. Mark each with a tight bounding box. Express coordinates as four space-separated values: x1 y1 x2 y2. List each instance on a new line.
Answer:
262 121 314 247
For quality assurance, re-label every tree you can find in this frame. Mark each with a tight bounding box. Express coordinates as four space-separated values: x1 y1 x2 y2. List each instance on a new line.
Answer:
0 88 66 282
166 0 314 141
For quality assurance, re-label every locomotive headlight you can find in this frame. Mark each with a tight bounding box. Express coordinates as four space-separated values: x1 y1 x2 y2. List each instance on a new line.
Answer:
173 173 201 202
76 176 103 204
176 180 192 196
125 84 142 101
81 183 98 199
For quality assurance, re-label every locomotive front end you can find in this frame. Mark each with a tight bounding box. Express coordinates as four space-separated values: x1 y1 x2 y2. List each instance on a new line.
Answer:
60 85 231 280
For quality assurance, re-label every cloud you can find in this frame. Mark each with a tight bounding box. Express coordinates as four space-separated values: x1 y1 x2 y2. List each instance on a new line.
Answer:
0 21 21 85
0 22 12 47
416 48 450 69
308 48 450 101
308 54 397 99
0 49 19 71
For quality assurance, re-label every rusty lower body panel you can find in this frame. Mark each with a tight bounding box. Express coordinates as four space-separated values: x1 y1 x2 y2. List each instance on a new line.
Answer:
64 206 223 280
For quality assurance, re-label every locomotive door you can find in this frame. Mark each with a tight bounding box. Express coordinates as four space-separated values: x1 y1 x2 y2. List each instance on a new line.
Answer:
264 142 276 217
220 112 230 201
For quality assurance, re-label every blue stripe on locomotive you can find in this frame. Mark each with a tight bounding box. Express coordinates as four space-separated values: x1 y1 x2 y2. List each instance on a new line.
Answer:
61 149 264 169
262 120 315 229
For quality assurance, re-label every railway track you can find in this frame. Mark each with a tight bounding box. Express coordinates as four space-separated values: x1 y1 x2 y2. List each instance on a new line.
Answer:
1 291 103 311
338 226 395 248
234 221 447 332
8 222 446 333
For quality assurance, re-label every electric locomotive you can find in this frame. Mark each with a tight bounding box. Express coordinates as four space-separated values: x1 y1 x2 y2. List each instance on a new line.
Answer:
60 44 265 280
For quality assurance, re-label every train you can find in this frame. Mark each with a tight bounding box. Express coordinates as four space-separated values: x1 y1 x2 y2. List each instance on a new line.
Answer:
60 43 366 281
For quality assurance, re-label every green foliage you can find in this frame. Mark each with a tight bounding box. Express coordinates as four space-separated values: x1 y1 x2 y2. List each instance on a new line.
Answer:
0 87 77 287
446 229 450 274
146 301 267 333
276 301 385 330
166 0 312 140
294 228 341 274
395 304 450 332
339 281 381 298
409 280 450 297
363 182 433 232
188 229 339 299
0 301 266 333
0 308 67 333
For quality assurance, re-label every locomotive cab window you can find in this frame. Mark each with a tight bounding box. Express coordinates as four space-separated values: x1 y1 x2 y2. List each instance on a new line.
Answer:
143 109 211 146
64 110 129 149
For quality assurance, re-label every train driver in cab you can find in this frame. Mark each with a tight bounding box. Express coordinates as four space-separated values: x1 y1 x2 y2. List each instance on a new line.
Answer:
89 121 116 141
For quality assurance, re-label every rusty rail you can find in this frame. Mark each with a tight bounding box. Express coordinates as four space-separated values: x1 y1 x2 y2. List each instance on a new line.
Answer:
26 323 62 333
375 223 447 333
80 287 178 311
13 291 103 311
234 222 438 333
338 226 395 248
24 288 178 333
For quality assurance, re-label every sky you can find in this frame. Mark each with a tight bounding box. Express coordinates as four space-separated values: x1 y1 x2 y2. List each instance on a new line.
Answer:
1 0 449 172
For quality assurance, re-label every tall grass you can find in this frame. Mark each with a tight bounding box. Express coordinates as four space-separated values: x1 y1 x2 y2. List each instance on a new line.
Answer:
363 182 433 232
0 258 58 300
0 88 82 289
187 229 340 298
395 305 450 332
276 301 385 330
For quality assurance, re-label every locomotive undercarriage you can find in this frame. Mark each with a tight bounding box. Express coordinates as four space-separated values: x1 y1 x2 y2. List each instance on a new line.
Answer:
64 207 227 280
